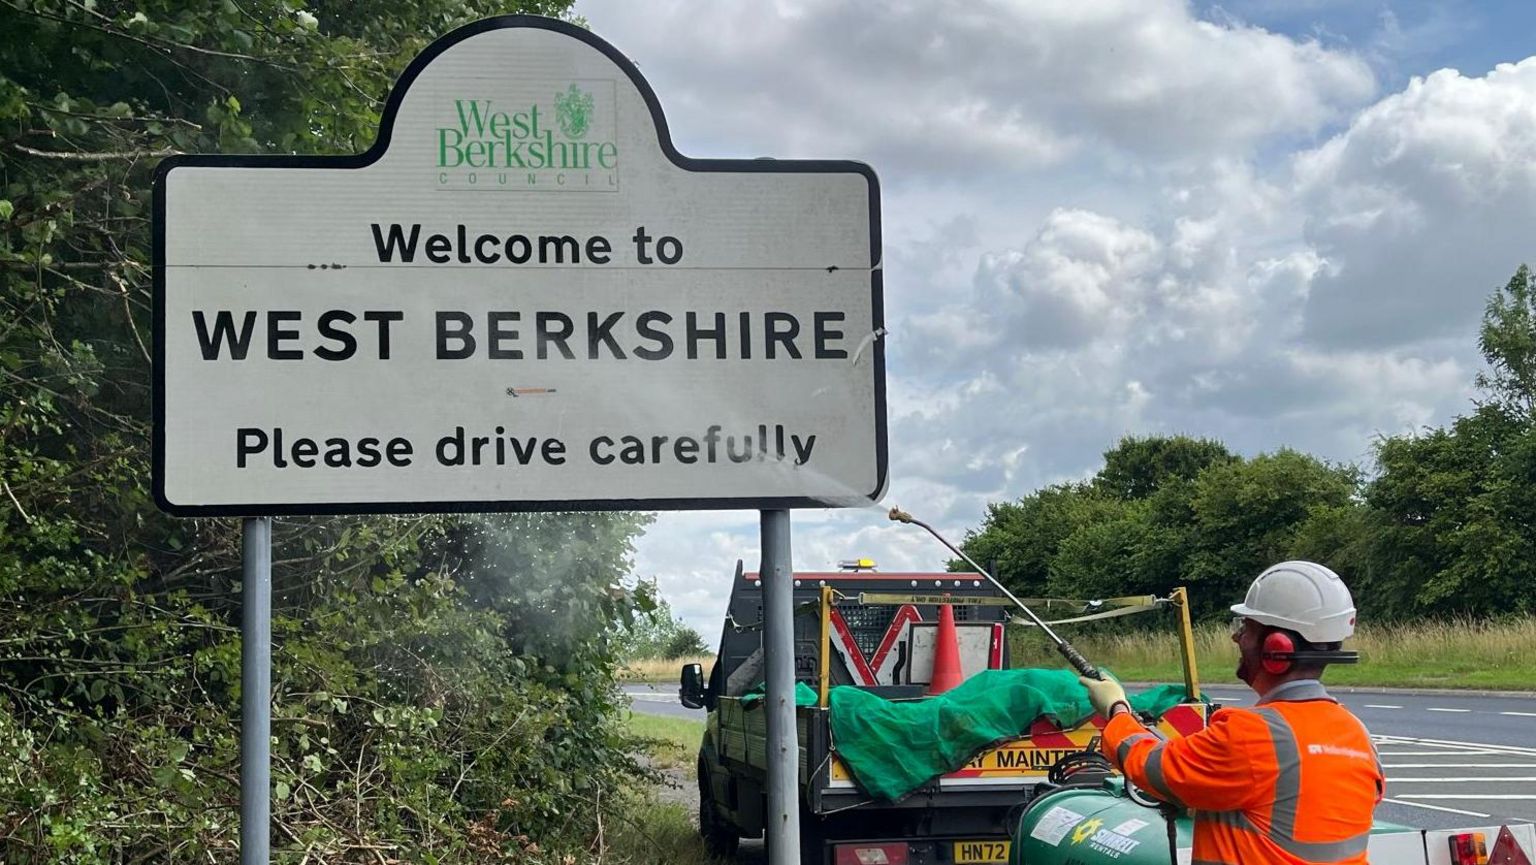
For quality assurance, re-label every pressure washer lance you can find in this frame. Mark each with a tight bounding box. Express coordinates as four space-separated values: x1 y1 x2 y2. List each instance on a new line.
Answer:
888 506 1104 681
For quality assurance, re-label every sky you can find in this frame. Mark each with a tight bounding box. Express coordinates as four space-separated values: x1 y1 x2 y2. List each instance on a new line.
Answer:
571 0 1536 640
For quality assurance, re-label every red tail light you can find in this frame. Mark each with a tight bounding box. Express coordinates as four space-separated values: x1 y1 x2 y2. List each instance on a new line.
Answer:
1450 832 1488 865
834 842 910 865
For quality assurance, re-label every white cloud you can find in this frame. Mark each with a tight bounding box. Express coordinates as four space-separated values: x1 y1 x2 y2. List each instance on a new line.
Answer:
580 0 1374 174
1297 59 1536 347
568 3 1528 640
990 210 1161 348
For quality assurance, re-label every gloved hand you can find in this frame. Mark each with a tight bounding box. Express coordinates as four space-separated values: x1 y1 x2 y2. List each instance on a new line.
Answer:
1079 675 1130 718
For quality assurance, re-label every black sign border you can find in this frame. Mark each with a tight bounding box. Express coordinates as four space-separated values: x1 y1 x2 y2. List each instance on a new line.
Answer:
152 15 886 517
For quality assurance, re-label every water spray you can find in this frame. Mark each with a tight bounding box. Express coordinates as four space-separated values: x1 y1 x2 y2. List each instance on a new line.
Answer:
888 506 1104 680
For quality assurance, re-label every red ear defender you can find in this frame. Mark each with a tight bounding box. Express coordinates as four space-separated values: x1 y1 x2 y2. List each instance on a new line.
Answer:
1261 630 1295 675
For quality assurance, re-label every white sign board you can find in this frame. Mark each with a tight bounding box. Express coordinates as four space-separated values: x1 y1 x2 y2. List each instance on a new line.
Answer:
904 623 1002 685
154 16 885 516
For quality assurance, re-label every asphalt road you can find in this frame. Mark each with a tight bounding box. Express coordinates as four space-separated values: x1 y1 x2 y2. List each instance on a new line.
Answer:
623 682 1536 832
625 681 704 720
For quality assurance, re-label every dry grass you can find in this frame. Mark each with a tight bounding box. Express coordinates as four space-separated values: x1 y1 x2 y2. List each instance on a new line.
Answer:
619 654 713 684
603 714 719 864
1010 616 1536 690
604 798 720 864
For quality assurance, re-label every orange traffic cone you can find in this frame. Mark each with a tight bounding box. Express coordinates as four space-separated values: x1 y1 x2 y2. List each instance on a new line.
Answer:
927 602 964 695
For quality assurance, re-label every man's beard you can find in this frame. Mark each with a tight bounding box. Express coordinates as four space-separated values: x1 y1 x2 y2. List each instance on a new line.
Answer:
1236 653 1255 686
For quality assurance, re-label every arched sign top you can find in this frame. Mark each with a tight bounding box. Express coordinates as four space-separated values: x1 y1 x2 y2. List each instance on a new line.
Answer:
371 15 880 184
158 15 881 196
371 15 671 172
154 16 886 516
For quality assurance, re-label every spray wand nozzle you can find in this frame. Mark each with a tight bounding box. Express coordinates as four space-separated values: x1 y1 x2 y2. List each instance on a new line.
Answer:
887 505 1103 680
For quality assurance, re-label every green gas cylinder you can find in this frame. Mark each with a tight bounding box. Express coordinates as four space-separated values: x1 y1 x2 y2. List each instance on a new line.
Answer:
1010 781 1190 865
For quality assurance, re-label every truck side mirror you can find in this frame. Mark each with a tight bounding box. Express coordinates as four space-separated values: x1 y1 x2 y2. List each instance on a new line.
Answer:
679 662 706 709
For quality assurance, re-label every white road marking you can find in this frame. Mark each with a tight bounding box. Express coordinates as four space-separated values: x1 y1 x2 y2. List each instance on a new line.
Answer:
1394 794 1536 800
1364 704 1402 709
1374 736 1536 757
1501 711 1536 717
1373 738 1474 749
1383 798 1491 818
1386 777 1536 782
1376 750 1503 756
1426 708 1472 713
1372 729 1536 825
1384 763 1536 769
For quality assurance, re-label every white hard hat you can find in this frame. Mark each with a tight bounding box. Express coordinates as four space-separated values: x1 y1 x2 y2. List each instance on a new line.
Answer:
1230 561 1357 643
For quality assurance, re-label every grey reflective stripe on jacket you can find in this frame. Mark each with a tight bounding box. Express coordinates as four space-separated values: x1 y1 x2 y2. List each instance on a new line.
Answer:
1195 809 1370 861
1140 742 1188 810
1192 707 1371 863
1116 731 1159 765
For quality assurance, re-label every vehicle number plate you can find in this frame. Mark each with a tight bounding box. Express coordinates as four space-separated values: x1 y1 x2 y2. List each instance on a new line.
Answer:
954 840 1010 863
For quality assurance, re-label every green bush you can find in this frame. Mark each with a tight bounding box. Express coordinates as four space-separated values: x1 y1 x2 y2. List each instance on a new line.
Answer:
0 515 659 864
0 3 667 861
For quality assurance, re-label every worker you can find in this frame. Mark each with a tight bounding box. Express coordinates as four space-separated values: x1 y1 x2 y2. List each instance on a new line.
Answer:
1081 561 1384 864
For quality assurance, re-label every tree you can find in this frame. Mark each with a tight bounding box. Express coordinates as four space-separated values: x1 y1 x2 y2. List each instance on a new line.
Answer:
662 622 710 658
1359 263 1536 619
1365 407 1534 618
961 445 1362 622
1049 497 1153 598
958 483 1124 597
1093 434 1237 500
1181 449 1359 614
623 588 708 659
1476 263 1536 418
1287 502 1376 608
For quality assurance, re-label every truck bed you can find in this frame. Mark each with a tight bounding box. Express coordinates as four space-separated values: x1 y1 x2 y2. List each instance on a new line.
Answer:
715 693 1208 814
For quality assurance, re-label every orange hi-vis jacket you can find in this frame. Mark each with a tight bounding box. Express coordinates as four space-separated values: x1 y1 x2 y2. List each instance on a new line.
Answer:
1101 680 1385 865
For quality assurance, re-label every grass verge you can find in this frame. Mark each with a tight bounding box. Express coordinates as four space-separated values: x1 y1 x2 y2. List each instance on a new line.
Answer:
1010 616 1536 690
625 709 704 771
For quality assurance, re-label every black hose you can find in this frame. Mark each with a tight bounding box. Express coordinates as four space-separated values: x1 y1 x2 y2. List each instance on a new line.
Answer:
1057 641 1103 681
1163 803 1179 864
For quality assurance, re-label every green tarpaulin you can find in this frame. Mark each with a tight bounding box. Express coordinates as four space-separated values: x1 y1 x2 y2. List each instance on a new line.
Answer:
742 669 1197 802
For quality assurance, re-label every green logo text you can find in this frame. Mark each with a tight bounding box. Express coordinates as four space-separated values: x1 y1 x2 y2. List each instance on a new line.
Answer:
436 89 616 171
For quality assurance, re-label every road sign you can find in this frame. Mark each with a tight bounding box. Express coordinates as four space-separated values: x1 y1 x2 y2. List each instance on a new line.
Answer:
154 16 885 516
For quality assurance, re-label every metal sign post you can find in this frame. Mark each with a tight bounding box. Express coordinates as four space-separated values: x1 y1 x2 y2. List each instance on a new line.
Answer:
760 509 800 864
241 517 272 865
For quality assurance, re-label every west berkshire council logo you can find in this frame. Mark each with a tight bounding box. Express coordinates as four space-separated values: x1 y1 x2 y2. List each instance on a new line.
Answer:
434 81 617 191
556 84 594 140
